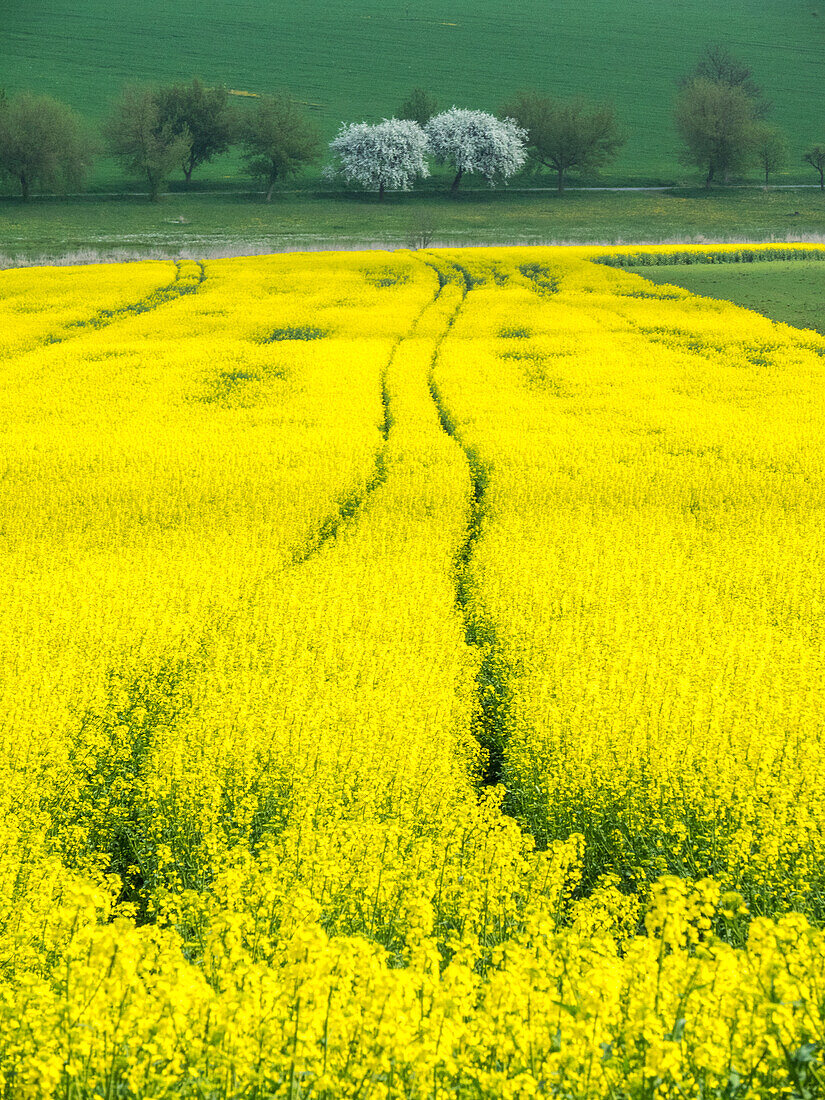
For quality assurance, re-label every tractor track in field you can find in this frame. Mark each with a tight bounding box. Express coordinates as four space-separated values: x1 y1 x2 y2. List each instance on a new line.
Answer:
419 254 514 789
290 358 393 566
290 275 443 566
34 260 207 351
66 260 207 332
287 250 516 790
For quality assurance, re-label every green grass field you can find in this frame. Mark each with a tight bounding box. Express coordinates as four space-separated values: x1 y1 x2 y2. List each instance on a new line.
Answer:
637 259 825 333
2 0 825 187
3 188 825 266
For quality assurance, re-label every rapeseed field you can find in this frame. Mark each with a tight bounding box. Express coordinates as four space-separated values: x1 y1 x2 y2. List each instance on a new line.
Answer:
0 244 823 1098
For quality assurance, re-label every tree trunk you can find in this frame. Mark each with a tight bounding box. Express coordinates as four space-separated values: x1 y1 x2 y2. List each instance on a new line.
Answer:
450 168 464 193
148 170 161 203
557 168 565 194
705 164 714 189
379 182 385 201
820 168 824 192
183 163 193 187
19 174 29 202
265 164 278 202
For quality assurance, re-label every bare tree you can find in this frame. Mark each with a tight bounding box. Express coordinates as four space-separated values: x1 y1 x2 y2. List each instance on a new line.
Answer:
804 145 825 191
406 207 438 249
685 44 769 118
504 93 623 193
753 124 788 185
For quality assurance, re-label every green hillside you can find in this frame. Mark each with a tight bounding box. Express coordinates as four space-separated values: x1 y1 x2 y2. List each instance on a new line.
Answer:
2 0 825 184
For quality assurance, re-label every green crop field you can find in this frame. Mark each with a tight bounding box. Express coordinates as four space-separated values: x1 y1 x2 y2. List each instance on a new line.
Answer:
637 258 825 333
1 0 825 186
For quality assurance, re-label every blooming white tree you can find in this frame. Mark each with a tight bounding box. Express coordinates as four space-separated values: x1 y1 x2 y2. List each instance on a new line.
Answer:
425 108 527 192
327 118 429 199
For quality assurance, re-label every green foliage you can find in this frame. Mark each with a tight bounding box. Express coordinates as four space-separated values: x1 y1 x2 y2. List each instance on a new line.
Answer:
259 324 327 341
598 246 825 268
154 77 232 184
0 92 93 200
237 93 320 200
504 93 623 192
397 87 439 127
103 85 192 201
57 661 197 918
518 262 560 294
674 78 758 187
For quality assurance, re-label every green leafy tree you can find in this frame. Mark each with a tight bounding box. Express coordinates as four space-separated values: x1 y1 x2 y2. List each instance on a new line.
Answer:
397 88 439 127
753 124 788 185
239 93 320 201
104 85 192 201
0 92 93 200
674 78 756 188
503 93 623 193
804 144 825 191
154 78 232 185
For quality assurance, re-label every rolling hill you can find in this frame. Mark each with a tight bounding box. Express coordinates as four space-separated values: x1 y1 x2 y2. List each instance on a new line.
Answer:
1 0 824 184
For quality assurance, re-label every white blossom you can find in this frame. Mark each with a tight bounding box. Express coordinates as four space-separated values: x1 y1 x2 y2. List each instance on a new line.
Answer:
425 108 527 189
327 118 430 196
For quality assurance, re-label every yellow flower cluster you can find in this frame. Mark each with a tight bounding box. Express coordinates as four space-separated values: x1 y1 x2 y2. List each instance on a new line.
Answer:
433 245 825 920
0 259 175 356
0 245 823 1097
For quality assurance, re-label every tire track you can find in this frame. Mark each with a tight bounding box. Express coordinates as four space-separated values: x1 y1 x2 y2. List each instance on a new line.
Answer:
290 370 390 565
290 269 442 566
65 260 206 333
35 260 207 351
419 254 515 788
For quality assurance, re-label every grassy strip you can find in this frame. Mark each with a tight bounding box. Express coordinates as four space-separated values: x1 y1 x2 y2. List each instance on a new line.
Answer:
4 189 825 266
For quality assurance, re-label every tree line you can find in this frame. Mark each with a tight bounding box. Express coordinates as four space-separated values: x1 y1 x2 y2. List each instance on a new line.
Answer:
0 47 823 202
